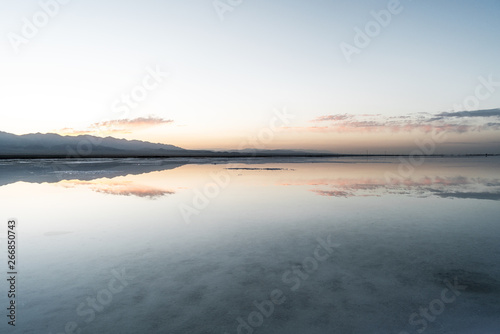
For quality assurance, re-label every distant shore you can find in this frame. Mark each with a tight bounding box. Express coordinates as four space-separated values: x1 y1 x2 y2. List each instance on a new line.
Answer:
0 153 497 160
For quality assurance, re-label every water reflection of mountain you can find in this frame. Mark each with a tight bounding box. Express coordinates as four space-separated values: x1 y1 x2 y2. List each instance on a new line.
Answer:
0 156 353 187
0 159 187 187
2 157 500 201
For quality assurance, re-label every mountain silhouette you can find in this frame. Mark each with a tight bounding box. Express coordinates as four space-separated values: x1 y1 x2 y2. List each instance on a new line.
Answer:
0 131 186 157
0 131 335 158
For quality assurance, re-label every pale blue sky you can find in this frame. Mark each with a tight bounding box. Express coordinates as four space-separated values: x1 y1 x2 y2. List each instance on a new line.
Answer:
1 0 499 152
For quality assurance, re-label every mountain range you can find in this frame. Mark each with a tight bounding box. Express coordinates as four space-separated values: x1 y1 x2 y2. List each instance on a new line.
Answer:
0 131 186 157
0 131 331 158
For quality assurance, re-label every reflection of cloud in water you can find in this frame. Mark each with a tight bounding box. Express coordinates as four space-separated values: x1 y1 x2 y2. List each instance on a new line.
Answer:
59 180 175 199
0 159 185 187
91 183 175 199
280 176 500 200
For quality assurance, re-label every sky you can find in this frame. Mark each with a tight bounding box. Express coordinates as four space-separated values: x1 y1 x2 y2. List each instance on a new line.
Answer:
1 0 500 154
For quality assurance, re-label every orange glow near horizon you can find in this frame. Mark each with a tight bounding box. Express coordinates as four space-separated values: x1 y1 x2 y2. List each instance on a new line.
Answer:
26 109 500 155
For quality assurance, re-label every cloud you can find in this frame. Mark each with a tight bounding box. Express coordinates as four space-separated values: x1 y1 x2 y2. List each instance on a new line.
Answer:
311 190 354 197
92 116 173 129
431 191 500 201
57 128 98 136
294 108 500 134
430 108 500 121
313 114 353 122
57 116 173 136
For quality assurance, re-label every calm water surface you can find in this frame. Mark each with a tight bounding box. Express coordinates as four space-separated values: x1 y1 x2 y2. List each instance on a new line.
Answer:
0 157 499 333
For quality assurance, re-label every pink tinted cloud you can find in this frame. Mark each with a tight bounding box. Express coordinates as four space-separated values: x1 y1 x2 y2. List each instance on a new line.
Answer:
91 116 173 129
57 116 173 136
59 180 175 199
313 114 353 122
298 109 500 134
